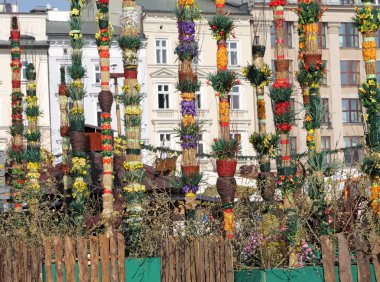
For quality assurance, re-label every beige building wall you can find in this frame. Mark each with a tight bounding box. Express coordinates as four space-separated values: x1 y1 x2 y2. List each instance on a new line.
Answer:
0 13 51 152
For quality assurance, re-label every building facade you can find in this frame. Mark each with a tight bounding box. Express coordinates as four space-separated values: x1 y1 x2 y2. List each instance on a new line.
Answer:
46 10 149 158
0 10 51 152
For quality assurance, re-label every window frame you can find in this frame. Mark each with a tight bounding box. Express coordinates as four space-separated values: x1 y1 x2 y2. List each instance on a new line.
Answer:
159 133 172 148
343 136 361 165
339 23 359 48
229 86 240 110
342 98 362 124
94 63 101 84
340 60 360 86
321 98 330 125
321 136 331 163
226 41 239 66
155 38 168 64
157 84 170 109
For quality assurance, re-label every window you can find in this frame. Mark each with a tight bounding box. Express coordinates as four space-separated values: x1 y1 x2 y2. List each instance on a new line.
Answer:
270 22 293 48
321 60 327 85
290 137 297 156
156 39 168 64
321 98 330 125
227 41 238 66
342 98 362 123
159 133 171 148
319 23 327 49
340 61 360 86
271 60 293 82
21 60 29 81
339 23 359 48
340 0 355 4
94 64 101 84
229 86 240 110
158 84 170 109
198 134 204 155
59 64 72 84
344 136 361 165
97 102 102 127
321 136 331 163
196 91 201 109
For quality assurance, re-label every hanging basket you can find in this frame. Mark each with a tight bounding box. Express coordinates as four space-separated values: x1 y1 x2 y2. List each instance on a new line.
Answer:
181 165 200 176
216 176 237 203
10 31 20 40
303 54 322 65
257 172 276 202
274 59 289 72
252 45 266 57
98 90 113 113
70 131 85 152
216 160 237 177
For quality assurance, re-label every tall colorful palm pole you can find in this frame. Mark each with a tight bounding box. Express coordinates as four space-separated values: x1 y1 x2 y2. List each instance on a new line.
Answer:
9 16 25 212
354 1 380 218
175 0 202 219
96 0 114 237
118 0 145 249
294 1 326 154
208 0 240 239
68 0 89 230
269 0 302 266
25 63 42 231
59 67 71 192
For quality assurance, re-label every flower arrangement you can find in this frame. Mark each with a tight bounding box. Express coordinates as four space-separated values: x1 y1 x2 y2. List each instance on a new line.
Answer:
208 70 239 99
359 79 380 111
293 2 326 25
269 0 286 7
242 64 271 89
208 15 235 41
173 172 203 194
249 133 279 158
176 79 200 93
211 138 240 160
353 6 380 34
269 80 293 103
297 60 326 87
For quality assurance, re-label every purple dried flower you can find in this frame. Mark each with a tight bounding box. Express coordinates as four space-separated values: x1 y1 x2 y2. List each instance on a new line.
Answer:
181 100 197 116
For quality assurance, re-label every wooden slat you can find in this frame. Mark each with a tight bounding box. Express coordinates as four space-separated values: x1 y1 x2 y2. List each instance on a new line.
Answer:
321 235 336 282
160 238 167 282
64 237 76 282
110 234 118 282
220 239 226 282
22 242 28 282
77 237 89 282
209 237 215 282
26 247 32 282
168 237 176 282
204 238 210 282
198 238 204 282
33 246 42 282
370 235 380 282
225 239 234 282
174 237 181 281
99 234 111 282
53 237 64 282
44 238 53 282
90 236 99 282
117 233 125 282
355 234 372 282
215 238 221 282
12 242 19 282
336 233 353 282
189 238 194 282
6 244 12 282
185 238 191 282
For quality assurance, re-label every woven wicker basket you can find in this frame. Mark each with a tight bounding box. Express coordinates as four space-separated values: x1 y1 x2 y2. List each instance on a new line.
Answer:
216 160 237 177
216 176 237 203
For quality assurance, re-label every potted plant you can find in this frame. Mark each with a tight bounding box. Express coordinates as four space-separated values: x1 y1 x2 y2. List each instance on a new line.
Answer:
212 138 240 177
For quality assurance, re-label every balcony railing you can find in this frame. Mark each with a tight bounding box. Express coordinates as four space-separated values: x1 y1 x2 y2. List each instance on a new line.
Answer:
152 109 179 120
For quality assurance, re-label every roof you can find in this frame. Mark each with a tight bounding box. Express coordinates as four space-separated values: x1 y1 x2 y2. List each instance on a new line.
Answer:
136 0 250 15
46 21 122 36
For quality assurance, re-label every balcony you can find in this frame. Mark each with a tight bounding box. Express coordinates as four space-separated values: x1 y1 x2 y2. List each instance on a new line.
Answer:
230 110 249 121
151 109 180 124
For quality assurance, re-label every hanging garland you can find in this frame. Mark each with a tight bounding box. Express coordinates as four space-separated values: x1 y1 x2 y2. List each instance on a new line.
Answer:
354 0 380 217
68 0 89 225
9 16 25 211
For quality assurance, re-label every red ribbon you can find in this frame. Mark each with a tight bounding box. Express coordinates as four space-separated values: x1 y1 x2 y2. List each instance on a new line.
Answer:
280 140 289 144
124 70 138 79
101 66 110 71
101 82 109 86
220 122 229 127
275 11 284 15
216 3 225 8
103 171 112 175
276 38 284 43
103 189 112 194
225 208 233 213
14 203 22 208
281 156 291 161
277 55 285 59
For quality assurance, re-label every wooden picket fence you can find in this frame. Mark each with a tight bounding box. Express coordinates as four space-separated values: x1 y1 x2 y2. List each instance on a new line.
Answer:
321 233 380 282
0 240 43 282
0 233 126 282
44 233 126 282
160 236 234 282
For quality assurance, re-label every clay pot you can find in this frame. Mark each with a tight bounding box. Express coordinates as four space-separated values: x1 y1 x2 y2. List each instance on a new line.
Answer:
70 131 85 152
60 126 70 137
12 81 21 88
181 165 200 176
124 69 138 79
59 85 67 96
10 30 20 40
98 90 113 113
